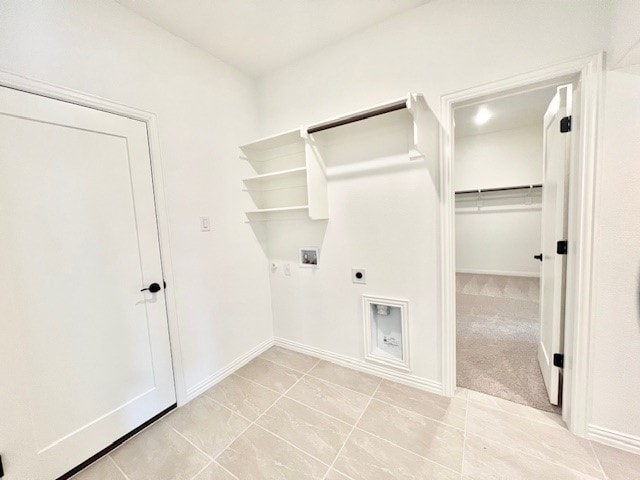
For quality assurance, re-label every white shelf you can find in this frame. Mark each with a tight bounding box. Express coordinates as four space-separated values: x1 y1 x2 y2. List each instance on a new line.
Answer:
245 205 309 214
240 93 437 224
240 129 302 152
242 167 306 183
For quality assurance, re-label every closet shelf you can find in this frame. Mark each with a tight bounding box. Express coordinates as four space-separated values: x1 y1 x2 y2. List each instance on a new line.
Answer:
240 150 304 163
242 167 307 183
245 205 309 214
240 129 302 152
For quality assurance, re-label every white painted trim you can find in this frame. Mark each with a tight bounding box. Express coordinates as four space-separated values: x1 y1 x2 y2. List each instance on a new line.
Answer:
587 425 640 455
439 53 604 436
362 295 410 371
185 337 275 401
455 269 539 278
274 337 442 395
0 70 188 406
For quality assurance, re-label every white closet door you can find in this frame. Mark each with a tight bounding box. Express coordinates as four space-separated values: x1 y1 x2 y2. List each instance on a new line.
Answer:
0 86 175 479
538 85 572 405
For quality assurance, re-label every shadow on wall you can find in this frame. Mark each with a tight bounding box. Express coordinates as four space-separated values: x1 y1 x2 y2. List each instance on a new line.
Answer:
248 217 329 262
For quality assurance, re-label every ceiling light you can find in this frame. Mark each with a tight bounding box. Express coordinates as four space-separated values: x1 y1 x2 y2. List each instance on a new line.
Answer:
474 107 492 125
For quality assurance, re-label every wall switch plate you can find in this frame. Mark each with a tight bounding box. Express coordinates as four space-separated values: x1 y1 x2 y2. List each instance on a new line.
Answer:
352 268 366 284
200 216 211 232
284 263 291 276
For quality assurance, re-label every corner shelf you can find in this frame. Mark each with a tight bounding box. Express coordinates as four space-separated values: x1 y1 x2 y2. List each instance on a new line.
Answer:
240 127 327 222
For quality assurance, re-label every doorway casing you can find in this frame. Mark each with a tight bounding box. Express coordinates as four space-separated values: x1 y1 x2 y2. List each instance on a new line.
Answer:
439 53 603 435
0 69 187 406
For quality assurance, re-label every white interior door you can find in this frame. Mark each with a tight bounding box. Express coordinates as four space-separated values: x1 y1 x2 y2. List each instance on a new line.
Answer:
537 85 572 405
0 86 176 479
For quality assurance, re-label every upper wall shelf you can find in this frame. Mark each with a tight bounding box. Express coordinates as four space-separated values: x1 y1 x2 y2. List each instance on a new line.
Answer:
242 166 307 184
239 93 438 223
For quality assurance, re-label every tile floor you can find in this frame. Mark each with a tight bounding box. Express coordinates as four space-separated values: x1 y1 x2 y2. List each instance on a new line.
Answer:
72 346 640 480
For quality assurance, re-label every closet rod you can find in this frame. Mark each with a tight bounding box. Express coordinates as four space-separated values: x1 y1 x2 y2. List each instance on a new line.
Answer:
455 184 542 195
307 100 407 134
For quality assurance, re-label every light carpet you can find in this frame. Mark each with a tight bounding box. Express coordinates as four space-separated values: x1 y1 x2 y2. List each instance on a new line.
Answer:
456 273 561 414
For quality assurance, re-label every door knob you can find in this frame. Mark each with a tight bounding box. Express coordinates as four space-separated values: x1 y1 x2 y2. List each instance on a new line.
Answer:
141 282 162 293
534 254 543 262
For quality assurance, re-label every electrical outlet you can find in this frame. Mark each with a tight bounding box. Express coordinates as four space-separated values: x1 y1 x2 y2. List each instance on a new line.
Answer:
352 268 366 284
284 263 291 276
200 216 211 232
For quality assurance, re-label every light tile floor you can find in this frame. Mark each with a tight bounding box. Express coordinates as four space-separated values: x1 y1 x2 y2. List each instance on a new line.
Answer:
72 346 640 480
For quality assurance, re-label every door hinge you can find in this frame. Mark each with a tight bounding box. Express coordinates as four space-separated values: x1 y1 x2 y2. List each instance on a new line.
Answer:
560 115 572 133
556 240 568 255
553 353 564 368
0 453 4 478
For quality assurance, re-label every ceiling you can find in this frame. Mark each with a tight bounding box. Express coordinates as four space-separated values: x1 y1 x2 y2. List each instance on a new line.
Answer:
454 86 559 138
115 0 429 76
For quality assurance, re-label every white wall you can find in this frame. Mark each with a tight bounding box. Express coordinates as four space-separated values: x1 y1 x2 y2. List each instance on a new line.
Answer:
455 125 543 276
258 0 610 393
455 126 543 191
0 0 273 401
607 0 640 69
588 65 640 448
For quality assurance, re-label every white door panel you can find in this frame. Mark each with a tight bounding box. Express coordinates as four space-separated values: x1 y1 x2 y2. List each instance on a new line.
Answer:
538 85 571 405
0 86 175 479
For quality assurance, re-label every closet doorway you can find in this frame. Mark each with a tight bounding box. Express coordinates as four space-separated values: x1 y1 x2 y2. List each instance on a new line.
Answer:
453 84 572 414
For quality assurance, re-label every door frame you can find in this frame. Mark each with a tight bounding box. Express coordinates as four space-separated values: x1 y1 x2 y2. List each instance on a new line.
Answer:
439 53 603 435
0 70 187 406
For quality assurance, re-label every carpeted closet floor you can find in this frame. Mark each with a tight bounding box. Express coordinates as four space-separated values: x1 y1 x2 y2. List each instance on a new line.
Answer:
456 273 561 414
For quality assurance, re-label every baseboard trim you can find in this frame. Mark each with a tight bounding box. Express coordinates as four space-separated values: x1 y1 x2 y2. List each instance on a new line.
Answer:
456 268 540 278
587 424 640 455
185 337 275 401
274 337 443 395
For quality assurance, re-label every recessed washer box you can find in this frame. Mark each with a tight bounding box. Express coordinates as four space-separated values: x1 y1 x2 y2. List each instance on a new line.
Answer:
362 295 410 371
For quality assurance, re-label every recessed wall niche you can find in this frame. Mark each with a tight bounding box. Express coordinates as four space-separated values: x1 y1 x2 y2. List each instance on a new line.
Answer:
363 295 410 371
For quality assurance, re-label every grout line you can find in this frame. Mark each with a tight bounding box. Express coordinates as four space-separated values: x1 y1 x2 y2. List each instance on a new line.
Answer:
206 395 255 423
330 467 358 480
243 351 385 401
282 395 353 427
188 459 213 480
232 370 302 394
466 429 607 479
107 454 131 480
212 361 317 472
240 354 311 376
460 391 470 479
257 352 320 375
254 423 331 467
351 426 461 477
587 440 610 480
371 397 466 432
214 461 240 480
170 426 213 461
465 393 565 430
266 347 389 398
321 380 382 480
304 371 380 398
